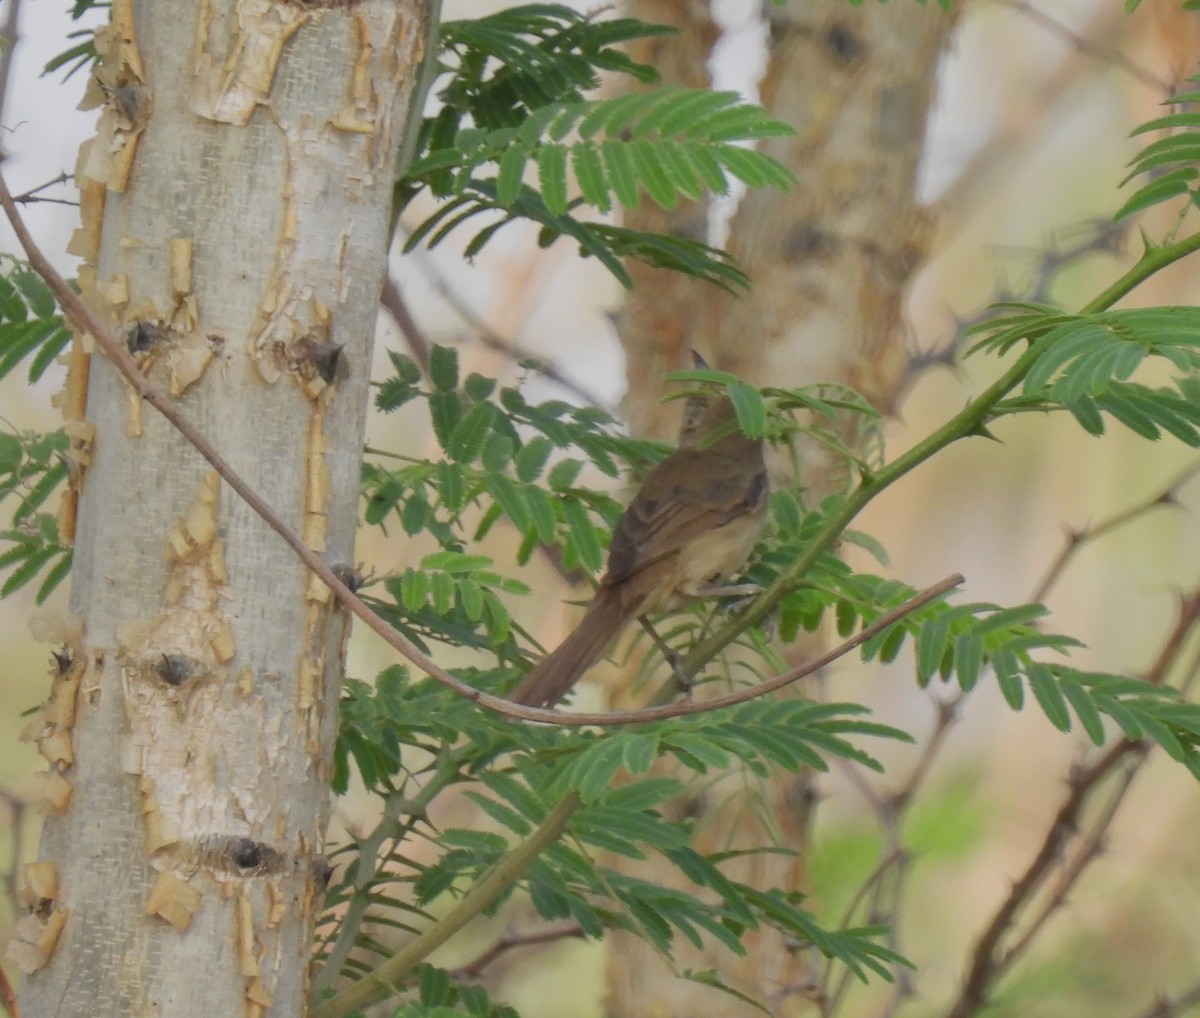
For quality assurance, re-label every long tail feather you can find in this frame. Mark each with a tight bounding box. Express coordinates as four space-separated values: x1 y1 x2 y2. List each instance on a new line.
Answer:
509 586 633 708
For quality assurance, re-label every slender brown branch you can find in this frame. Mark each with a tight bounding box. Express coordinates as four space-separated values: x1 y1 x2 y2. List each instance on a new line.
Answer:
13 173 76 207
946 570 1200 1018
997 754 1143 971
820 847 905 1011
314 748 463 993
375 275 582 586
1143 589 1200 688
1130 979 1200 1018
398 230 608 408
993 0 1168 93
945 739 1142 1018
1032 460 1200 602
935 3 1150 241
904 220 1129 396
379 273 431 373
822 694 963 1018
0 163 962 728
892 695 963 811
448 921 585 980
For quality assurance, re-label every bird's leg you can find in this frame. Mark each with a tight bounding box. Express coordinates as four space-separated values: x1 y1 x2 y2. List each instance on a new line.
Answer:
636 616 695 694
690 582 760 600
686 581 762 618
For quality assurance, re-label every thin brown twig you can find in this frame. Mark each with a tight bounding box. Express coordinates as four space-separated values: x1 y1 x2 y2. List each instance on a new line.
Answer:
1130 979 1200 1018
398 229 608 408
819 847 905 1013
992 0 1169 93
311 791 583 1018
1032 459 1200 602
12 172 73 204
946 571 1200 1018
448 921 585 980
997 751 1143 970
934 3 1149 242
0 163 963 728
379 273 431 373
0 788 32 932
14 181 77 208
373 274 582 587
1175 636 1200 699
1141 589 1200 688
903 219 1129 396
821 693 963 1018
890 694 963 811
945 738 1143 1018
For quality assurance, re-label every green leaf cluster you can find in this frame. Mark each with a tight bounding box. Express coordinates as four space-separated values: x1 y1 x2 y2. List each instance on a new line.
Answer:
399 5 793 288
42 2 102 80
1117 79 1200 219
363 347 890 696
365 348 655 656
0 256 71 384
398 965 519 1018
0 430 71 604
968 304 1200 444
448 739 907 981
909 600 1200 773
0 260 73 604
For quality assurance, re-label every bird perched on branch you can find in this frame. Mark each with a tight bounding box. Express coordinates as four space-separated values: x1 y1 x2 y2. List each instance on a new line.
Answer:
509 360 768 709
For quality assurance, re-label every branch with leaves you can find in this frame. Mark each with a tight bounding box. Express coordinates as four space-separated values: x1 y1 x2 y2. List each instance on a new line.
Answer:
7 9 1200 1017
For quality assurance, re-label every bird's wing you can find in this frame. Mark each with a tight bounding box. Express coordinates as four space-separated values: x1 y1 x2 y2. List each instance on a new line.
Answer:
605 448 766 585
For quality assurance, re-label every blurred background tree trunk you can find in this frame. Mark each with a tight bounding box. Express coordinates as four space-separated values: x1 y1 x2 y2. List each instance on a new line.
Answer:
607 3 957 1014
14 3 431 1015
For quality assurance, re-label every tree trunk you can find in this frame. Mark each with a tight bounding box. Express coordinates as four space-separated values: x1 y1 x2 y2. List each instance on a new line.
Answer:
607 3 956 1015
12 2 432 1015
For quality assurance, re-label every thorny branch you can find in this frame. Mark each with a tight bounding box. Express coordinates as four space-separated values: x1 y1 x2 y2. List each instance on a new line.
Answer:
993 0 1169 93
12 173 76 207
816 694 963 1018
945 740 1145 1018
380 272 431 373
904 218 1128 393
817 459 1200 1018
1033 459 1200 602
935 0 1166 244
1131 979 1200 1018
0 0 21 126
945 584 1200 1018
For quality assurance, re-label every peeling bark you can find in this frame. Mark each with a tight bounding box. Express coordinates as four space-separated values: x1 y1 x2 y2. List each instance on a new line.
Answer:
15 2 432 1015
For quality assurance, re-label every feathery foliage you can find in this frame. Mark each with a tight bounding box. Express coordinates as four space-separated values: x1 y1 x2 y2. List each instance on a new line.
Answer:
8 6 1200 1018
0 260 72 602
399 6 793 288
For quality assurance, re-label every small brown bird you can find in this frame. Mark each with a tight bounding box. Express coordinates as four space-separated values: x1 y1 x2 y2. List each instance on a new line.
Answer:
509 374 768 709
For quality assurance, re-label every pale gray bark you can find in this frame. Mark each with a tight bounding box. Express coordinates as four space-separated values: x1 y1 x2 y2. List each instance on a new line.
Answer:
14 2 432 1015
